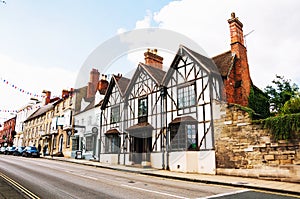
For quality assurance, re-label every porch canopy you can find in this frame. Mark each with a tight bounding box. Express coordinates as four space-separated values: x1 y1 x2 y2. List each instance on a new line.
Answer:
169 116 198 124
126 122 154 138
105 128 120 135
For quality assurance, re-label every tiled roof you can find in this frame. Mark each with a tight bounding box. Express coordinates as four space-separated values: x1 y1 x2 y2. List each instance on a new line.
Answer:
170 116 198 124
212 50 235 77
116 76 130 95
105 128 119 135
141 63 166 84
126 122 154 131
25 99 61 122
182 46 220 75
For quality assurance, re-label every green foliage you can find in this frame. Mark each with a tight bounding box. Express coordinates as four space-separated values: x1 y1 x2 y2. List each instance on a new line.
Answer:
282 97 300 114
264 113 300 140
248 86 270 119
264 75 299 113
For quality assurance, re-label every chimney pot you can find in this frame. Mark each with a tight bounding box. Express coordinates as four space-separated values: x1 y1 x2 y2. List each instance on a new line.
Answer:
144 48 163 70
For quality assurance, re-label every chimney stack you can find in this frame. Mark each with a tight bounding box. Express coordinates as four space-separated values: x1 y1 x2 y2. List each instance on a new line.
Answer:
87 68 100 99
144 49 163 70
62 89 69 99
98 74 109 95
227 12 251 106
42 90 51 105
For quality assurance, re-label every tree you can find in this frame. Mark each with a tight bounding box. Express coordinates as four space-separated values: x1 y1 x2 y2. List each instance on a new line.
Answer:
264 75 299 113
282 97 300 114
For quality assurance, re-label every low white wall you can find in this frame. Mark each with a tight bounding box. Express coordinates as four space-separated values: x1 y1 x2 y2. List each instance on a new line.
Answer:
169 150 216 174
100 154 119 164
151 152 164 169
198 150 216 174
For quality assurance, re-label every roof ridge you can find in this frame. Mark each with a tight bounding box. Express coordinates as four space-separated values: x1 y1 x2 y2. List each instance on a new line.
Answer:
212 50 232 59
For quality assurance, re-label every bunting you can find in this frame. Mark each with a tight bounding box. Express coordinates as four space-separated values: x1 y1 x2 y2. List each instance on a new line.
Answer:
1 77 42 98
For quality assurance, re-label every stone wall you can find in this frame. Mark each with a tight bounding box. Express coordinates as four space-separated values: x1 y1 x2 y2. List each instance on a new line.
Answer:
213 102 300 182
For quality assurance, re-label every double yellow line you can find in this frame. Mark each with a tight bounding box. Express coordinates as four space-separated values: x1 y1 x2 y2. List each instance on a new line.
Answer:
0 172 40 199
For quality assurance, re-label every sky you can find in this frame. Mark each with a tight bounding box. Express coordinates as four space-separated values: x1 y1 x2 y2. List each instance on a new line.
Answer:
1 0 300 122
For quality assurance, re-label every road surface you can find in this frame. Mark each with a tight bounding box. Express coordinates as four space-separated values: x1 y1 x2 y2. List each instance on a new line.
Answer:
0 155 298 199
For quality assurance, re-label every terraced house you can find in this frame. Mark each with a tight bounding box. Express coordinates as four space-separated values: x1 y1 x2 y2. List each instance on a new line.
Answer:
96 12 252 174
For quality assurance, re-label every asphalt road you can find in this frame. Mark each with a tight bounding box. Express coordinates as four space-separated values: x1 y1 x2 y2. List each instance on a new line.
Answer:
0 155 299 199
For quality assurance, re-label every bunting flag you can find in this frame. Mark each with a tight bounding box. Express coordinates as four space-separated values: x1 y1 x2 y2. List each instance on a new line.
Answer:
0 77 42 98
0 105 42 114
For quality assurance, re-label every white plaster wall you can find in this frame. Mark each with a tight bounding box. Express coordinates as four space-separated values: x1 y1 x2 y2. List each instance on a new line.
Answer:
100 154 119 164
169 152 187 172
169 151 216 174
151 152 164 169
198 150 216 174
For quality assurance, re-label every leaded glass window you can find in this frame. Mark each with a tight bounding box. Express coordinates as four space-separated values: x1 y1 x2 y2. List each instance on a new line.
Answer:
170 123 198 151
177 84 196 109
105 134 120 153
110 106 120 124
138 97 148 123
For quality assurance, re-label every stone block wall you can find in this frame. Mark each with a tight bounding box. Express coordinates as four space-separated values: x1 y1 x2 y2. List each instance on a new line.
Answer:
214 102 300 171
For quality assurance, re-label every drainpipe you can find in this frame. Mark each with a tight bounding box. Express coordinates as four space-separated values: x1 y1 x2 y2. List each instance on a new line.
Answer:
98 110 102 162
160 87 165 169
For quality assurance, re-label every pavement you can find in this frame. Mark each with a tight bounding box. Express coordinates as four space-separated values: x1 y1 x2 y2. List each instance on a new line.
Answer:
43 156 300 196
0 155 299 198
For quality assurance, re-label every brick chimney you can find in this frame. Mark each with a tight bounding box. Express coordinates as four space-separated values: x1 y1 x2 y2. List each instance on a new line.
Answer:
144 49 163 70
42 90 51 105
98 74 109 95
87 68 100 99
227 12 251 106
62 89 69 99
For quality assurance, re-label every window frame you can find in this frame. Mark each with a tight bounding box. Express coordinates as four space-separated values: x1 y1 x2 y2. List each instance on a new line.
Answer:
105 134 121 154
110 105 120 124
169 122 198 151
177 82 196 110
138 97 148 123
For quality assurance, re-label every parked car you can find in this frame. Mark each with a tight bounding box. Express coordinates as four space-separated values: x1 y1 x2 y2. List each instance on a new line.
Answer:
0 147 6 154
13 146 25 156
4 146 16 155
22 146 40 158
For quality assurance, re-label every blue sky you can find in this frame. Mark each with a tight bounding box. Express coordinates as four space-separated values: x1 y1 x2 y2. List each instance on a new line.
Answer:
1 0 300 122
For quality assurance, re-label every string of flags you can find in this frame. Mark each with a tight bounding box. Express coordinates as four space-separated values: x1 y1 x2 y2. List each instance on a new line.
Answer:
0 105 41 113
1 77 42 98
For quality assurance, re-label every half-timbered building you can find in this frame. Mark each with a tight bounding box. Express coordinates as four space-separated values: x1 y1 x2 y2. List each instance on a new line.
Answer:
163 45 223 173
99 74 130 164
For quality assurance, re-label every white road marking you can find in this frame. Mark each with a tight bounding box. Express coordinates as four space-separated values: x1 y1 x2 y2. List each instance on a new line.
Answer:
64 170 98 181
121 184 189 199
196 189 250 199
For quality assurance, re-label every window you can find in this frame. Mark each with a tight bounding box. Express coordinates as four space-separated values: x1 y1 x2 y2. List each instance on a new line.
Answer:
110 106 120 124
53 136 57 149
105 134 120 153
170 123 197 151
86 136 93 151
66 131 71 147
138 97 148 123
177 84 196 109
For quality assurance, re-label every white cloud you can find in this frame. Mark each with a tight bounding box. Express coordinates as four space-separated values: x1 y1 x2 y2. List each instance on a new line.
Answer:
0 53 77 112
135 10 153 29
143 0 300 89
117 28 127 34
